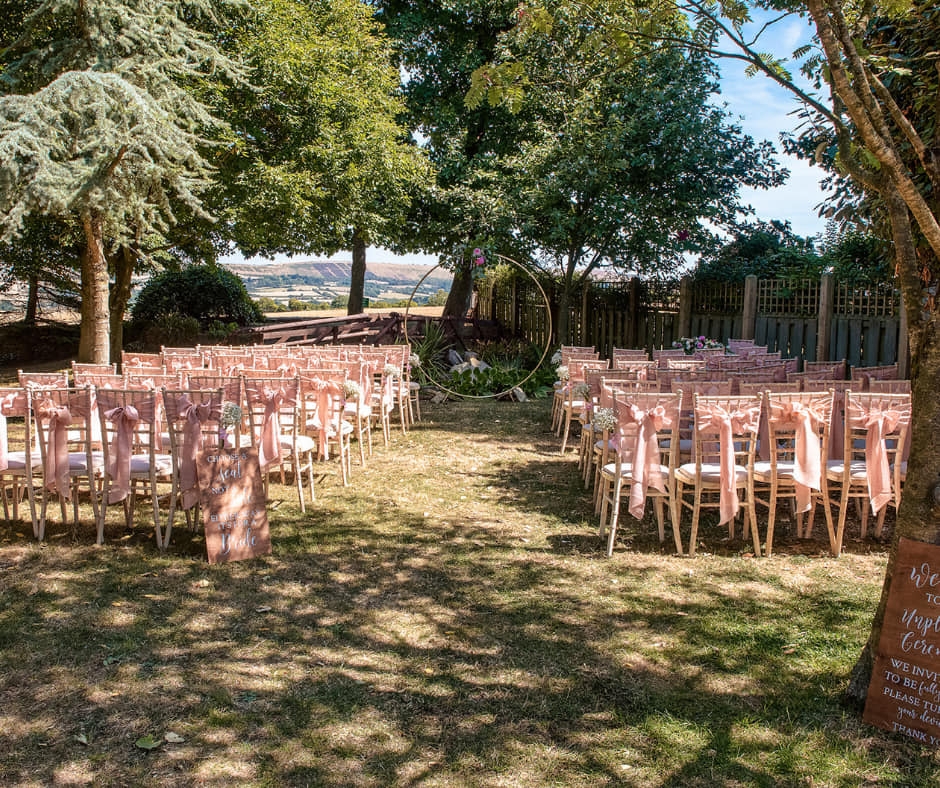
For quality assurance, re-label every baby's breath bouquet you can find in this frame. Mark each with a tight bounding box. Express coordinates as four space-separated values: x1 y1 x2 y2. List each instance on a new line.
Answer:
672 336 724 355
342 380 361 401
556 365 570 382
218 401 242 448
592 407 617 433
383 363 401 379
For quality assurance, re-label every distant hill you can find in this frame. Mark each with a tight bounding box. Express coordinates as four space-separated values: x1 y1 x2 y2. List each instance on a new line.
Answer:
225 259 452 305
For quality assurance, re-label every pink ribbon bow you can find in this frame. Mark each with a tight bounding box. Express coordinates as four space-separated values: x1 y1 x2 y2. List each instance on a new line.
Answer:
0 391 24 472
312 379 343 460
769 399 826 513
626 403 674 520
848 401 906 514
36 399 72 498
257 386 288 469
695 401 762 525
179 396 218 510
104 404 140 503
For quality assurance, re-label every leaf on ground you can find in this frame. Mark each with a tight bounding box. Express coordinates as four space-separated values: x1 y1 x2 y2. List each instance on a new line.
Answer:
164 732 185 743
74 733 89 746
135 735 162 750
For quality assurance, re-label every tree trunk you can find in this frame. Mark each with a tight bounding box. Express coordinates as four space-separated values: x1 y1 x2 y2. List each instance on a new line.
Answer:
24 274 39 326
109 246 135 363
78 211 111 364
348 230 367 315
443 264 473 318
845 194 940 707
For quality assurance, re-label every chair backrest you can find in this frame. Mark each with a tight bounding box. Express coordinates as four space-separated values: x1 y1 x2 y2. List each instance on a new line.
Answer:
31 386 97 477
804 359 846 378
611 347 649 362
611 359 657 376
611 390 682 472
843 389 911 466
691 393 762 468
162 388 225 451
666 358 706 371
71 361 117 381
736 381 801 397
19 370 69 389
161 352 204 373
95 388 162 500
124 371 182 391
242 377 302 464
186 374 242 409
868 379 911 394
0 386 35 473
73 372 125 389
121 351 164 370
851 364 899 388
764 389 834 468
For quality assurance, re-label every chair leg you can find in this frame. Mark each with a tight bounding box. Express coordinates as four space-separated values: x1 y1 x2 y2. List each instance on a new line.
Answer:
606 477 624 557
653 497 665 543
764 481 778 558
688 487 703 557
670 485 683 555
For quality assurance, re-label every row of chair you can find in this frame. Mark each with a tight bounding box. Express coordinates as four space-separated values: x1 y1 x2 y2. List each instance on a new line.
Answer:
577 381 910 558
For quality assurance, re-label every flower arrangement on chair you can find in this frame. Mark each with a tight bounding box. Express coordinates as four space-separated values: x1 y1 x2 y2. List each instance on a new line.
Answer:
672 336 725 355
218 401 242 448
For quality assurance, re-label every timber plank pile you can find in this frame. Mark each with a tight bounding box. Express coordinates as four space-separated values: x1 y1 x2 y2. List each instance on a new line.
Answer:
229 312 500 347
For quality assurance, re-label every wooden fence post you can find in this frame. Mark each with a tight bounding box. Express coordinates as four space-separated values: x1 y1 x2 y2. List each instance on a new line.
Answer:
816 273 834 363
742 275 758 340
678 275 693 339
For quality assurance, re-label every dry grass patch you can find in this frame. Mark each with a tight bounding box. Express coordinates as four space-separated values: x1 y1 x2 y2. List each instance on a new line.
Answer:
0 396 938 786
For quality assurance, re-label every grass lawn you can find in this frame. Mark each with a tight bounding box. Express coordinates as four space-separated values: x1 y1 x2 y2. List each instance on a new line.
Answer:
1 394 937 786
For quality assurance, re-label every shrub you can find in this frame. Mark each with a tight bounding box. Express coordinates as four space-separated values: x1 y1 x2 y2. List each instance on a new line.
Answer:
131 265 263 328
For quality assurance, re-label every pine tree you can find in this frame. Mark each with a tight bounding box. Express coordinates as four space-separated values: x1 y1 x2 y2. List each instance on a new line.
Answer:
0 0 238 362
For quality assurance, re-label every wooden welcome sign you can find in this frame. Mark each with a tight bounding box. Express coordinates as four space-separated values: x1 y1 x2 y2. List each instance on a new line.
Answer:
864 537 940 745
197 446 271 564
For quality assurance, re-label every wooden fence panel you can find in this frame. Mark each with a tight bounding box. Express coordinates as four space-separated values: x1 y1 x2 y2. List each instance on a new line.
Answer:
830 316 899 368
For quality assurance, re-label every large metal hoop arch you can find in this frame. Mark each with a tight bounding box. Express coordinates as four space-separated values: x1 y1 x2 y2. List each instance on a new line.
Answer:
402 252 554 400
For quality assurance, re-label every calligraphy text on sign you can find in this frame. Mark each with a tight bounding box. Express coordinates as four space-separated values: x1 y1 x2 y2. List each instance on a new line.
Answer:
864 538 940 745
198 448 271 564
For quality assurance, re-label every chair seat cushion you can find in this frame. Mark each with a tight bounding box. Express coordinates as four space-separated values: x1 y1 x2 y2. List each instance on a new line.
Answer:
2 451 42 470
129 453 173 475
826 459 868 482
601 462 670 481
676 462 748 486
753 460 797 481
67 451 105 473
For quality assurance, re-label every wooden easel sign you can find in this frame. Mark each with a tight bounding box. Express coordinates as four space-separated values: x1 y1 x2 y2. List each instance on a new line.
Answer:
864 537 940 745
197 447 271 564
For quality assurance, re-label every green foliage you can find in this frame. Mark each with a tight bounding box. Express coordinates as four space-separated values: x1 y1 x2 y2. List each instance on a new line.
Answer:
446 358 554 399
408 322 451 385
820 227 894 287
141 312 201 349
691 221 824 283
131 265 263 328
207 320 238 341
425 289 449 307
255 296 285 313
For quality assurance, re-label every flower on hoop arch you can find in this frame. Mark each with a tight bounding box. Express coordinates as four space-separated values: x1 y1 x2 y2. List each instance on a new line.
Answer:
470 247 489 280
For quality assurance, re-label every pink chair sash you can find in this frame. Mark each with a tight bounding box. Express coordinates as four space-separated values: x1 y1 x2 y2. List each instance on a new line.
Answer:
312 379 343 460
179 396 219 510
102 397 156 503
768 399 827 512
846 398 909 514
35 399 72 498
256 385 292 469
695 401 761 525
623 402 675 520
0 391 24 471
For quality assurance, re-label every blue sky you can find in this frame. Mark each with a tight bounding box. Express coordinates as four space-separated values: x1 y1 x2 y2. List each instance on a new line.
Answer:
715 10 829 239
